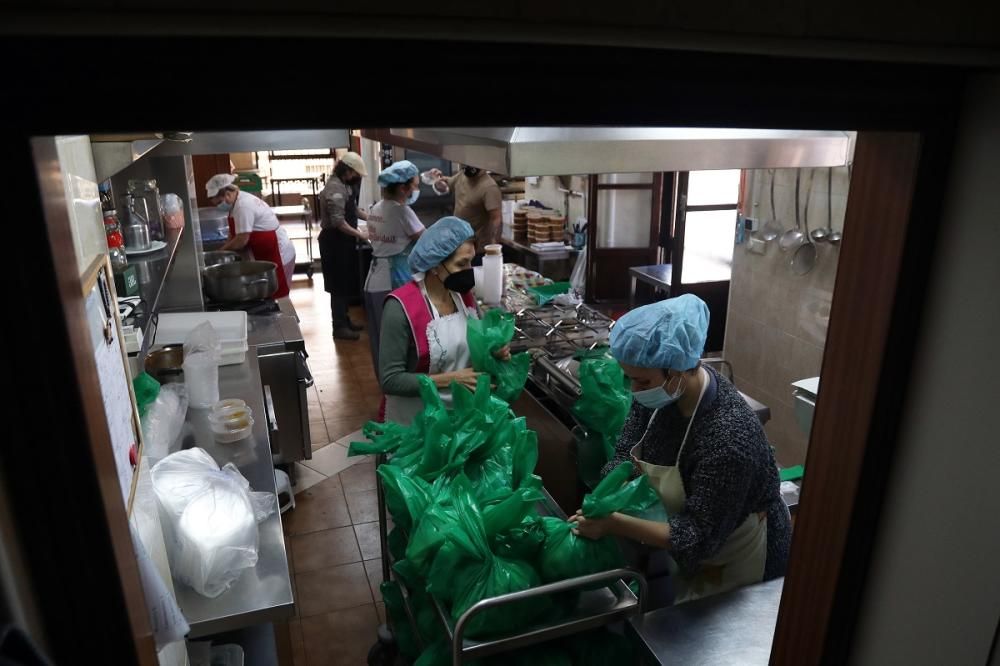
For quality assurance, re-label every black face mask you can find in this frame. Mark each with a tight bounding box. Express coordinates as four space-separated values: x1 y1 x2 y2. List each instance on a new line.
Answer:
441 266 476 294
463 166 481 178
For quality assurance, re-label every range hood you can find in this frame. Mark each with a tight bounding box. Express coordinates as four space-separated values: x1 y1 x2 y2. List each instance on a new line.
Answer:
361 127 855 176
151 130 351 156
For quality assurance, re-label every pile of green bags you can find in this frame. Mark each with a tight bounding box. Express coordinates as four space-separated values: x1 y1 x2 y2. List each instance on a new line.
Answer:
348 377 658 663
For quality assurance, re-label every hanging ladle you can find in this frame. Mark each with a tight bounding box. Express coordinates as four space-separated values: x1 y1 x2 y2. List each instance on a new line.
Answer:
827 163 849 246
791 170 818 275
810 167 833 242
779 170 805 252
760 169 782 242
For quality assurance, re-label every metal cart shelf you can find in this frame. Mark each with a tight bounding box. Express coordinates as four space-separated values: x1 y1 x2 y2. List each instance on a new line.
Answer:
271 177 320 278
370 455 647 666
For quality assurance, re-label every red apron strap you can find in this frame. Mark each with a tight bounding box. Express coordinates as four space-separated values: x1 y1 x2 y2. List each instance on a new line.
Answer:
229 210 289 299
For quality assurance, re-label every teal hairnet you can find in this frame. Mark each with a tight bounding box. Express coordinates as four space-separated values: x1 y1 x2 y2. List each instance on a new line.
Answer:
408 216 475 273
609 294 710 370
377 160 419 188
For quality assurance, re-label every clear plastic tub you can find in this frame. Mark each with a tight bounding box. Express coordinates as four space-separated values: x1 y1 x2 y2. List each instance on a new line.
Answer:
211 398 246 414
211 416 255 443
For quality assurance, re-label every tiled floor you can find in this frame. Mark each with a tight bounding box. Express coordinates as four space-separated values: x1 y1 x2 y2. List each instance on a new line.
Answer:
277 274 386 666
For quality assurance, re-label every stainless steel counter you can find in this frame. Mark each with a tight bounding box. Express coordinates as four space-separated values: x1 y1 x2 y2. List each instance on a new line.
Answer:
627 578 784 665
174 351 295 638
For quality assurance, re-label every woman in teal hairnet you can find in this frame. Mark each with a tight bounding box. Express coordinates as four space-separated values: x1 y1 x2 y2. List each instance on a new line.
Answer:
378 216 511 425
570 294 791 604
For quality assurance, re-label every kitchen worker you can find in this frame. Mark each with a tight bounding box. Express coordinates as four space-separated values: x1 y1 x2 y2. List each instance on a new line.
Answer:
570 295 791 604
430 165 502 253
364 160 426 375
319 152 370 340
379 216 510 425
206 174 295 298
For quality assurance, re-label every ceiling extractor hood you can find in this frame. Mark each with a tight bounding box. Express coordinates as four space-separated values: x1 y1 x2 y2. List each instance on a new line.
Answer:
361 127 855 176
151 129 351 156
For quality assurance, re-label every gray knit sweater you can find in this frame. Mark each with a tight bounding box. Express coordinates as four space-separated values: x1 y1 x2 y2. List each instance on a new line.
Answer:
601 366 790 580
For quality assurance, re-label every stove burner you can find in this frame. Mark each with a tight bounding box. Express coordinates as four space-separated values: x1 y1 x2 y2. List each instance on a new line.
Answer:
510 303 614 357
206 299 281 315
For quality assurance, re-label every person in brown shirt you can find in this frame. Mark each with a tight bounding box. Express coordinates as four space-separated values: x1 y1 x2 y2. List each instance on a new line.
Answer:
433 165 502 252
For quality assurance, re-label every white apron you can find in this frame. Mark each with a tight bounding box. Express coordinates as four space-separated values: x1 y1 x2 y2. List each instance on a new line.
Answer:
384 283 476 425
630 367 768 604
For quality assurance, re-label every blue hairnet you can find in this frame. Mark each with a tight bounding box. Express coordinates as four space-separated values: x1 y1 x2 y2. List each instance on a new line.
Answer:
408 216 475 273
377 160 419 187
609 294 710 370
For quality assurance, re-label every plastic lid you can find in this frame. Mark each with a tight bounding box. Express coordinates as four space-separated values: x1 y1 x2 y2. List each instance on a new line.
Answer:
484 244 502 255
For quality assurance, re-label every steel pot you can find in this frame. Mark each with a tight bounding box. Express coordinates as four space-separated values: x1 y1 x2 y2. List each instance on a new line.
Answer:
202 260 278 302
145 345 184 382
203 250 241 267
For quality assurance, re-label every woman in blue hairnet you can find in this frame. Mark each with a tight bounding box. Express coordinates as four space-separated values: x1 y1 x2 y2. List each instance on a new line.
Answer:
571 294 790 603
363 160 426 373
378 216 511 425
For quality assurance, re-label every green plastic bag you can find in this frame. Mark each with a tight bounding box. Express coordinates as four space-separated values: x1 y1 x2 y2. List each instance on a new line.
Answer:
406 478 461 576
132 372 160 418
380 580 421 659
572 351 632 463
526 281 571 306
537 462 659 583
377 464 433 531
467 308 531 403
492 513 546 560
387 525 408 562
426 476 549 638
581 461 660 519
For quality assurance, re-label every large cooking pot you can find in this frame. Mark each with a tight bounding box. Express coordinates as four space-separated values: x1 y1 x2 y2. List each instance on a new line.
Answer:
203 250 241 267
203 260 278 302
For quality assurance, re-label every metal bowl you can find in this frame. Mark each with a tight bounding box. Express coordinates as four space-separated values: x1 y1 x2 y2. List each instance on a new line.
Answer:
202 260 278 302
203 250 241 267
145 345 184 381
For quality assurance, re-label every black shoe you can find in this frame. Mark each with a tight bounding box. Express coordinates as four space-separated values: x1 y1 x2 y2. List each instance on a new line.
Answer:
333 326 360 340
348 320 365 332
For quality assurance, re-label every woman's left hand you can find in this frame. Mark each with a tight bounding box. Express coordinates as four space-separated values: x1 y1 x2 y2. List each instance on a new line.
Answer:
569 511 615 540
492 345 512 362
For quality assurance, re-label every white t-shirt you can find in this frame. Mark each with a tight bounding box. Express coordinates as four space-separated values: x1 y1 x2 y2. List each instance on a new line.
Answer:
232 192 295 266
364 199 424 292
366 200 424 257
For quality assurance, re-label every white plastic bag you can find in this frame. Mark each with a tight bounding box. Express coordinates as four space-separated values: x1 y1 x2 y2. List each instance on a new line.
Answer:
183 322 221 408
570 246 587 294
161 193 185 230
141 383 189 461
151 448 276 598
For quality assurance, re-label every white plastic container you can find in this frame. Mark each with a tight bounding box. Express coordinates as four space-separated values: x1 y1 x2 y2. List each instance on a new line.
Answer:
156 312 249 366
480 244 504 306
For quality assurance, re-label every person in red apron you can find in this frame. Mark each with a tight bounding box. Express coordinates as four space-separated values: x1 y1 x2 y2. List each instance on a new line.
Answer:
570 295 791 604
206 174 292 299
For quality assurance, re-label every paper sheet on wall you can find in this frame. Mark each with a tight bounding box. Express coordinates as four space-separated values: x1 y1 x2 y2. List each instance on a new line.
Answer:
85 275 138 506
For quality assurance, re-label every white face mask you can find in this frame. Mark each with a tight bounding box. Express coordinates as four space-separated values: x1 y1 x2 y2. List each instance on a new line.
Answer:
632 374 685 409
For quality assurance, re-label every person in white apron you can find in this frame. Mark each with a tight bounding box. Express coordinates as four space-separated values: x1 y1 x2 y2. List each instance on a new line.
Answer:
379 216 511 425
571 294 791 604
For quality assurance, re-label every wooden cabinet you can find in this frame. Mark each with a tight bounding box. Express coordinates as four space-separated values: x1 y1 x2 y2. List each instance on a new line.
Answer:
191 153 231 208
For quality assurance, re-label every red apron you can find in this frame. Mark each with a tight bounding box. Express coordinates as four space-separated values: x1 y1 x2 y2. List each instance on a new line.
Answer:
227 207 290 299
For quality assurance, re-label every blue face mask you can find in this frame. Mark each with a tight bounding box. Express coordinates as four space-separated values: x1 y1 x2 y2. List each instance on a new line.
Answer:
633 375 684 409
216 201 233 213
406 188 420 205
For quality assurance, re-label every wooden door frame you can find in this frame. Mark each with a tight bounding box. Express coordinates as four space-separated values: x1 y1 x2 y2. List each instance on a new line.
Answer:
585 173 665 303
2 35 965 665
